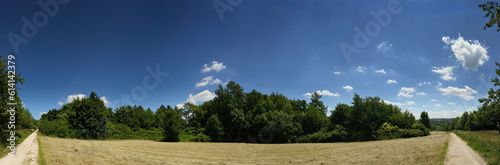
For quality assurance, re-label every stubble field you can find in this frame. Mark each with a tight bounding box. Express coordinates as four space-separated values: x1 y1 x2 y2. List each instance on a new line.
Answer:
39 132 448 165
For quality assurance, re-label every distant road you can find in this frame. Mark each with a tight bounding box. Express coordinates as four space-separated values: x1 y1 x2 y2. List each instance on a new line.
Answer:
0 130 39 165
445 133 486 165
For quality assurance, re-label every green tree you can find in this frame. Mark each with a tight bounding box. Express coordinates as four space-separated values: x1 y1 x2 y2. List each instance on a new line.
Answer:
67 92 109 139
205 114 224 142
163 107 183 141
479 1 500 32
420 111 431 129
479 62 500 134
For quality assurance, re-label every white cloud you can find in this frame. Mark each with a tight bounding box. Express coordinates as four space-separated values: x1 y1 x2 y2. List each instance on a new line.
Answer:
435 104 441 107
383 100 415 107
430 99 437 102
357 66 366 73
375 69 386 74
343 86 353 92
100 96 110 106
418 82 431 86
438 85 477 100
426 111 464 118
383 100 405 106
195 76 222 87
397 87 415 98
376 41 392 52
63 94 110 106
333 71 341 75
387 79 397 84
437 82 443 87
182 90 217 105
442 35 489 71
448 102 455 105
66 94 86 103
39 112 47 119
432 66 455 81
416 92 426 96
423 105 427 107
304 90 340 97
201 61 226 73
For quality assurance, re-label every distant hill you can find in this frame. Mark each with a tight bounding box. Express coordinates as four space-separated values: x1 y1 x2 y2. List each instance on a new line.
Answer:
430 118 455 126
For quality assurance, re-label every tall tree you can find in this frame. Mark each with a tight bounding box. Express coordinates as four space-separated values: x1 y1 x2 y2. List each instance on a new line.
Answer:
479 1 500 32
163 107 183 142
68 92 108 139
478 62 500 134
419 111 431 129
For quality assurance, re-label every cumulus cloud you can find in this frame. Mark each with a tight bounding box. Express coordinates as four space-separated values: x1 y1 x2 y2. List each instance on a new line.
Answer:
435 104 441 107
383 100 415 107
357 66 366 73
397 87 415 98
201 61 226 73
416 92 426 96
62 94 110 106
195 76 222 87
66 94 86 103
176 90 217 107
432 66 455 81
100 96 110 106
304 90 340 97
333 71 341 75
442 35 489 71
438 85 477 100
39 112 47 119
375 69 386 74
387 79 397 84
437 82 443 87
187 90 217 104
430 99 437 102
448 102 455 105
343 86 353 92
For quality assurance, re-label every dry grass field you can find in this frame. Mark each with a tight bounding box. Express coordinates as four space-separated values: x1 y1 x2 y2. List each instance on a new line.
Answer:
39 132 448 165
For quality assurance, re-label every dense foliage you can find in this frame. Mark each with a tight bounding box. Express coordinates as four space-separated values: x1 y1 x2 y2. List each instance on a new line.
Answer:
0 55 37 148
40 81 429 142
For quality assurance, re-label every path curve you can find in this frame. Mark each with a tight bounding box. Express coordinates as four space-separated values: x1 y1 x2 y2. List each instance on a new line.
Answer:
0 130 39 165
445 132 486 165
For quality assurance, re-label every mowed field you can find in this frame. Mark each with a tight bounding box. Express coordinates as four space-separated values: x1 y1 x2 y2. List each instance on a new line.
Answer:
39 132 448 165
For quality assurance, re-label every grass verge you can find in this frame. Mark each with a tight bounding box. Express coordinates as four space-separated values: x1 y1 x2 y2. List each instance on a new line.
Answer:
435 133 449 165
37 132 46 165
0 129 35 158
454 130 500 165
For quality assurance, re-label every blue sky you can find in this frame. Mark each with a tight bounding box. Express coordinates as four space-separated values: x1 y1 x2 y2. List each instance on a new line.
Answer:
1 0 499 119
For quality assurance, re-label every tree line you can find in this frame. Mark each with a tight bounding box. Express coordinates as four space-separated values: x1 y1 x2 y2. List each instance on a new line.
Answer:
440 62 500 134
0 55 38 146
40 81 430 143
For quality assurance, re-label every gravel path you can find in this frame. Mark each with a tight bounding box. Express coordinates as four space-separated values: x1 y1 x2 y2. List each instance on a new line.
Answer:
0 130 39 165
445 133 486 165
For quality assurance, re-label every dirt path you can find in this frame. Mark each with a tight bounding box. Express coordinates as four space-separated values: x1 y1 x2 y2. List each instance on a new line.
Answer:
0 130 39 165
445 133 486 165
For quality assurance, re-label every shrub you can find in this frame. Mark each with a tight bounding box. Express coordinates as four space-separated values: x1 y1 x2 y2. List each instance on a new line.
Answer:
179 133 210 142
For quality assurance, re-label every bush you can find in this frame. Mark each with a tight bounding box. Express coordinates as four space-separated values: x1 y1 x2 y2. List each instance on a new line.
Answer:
377 122 400 140
297 126 347 143
39 119 76 138
412 122 430 136
179 133 210 142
